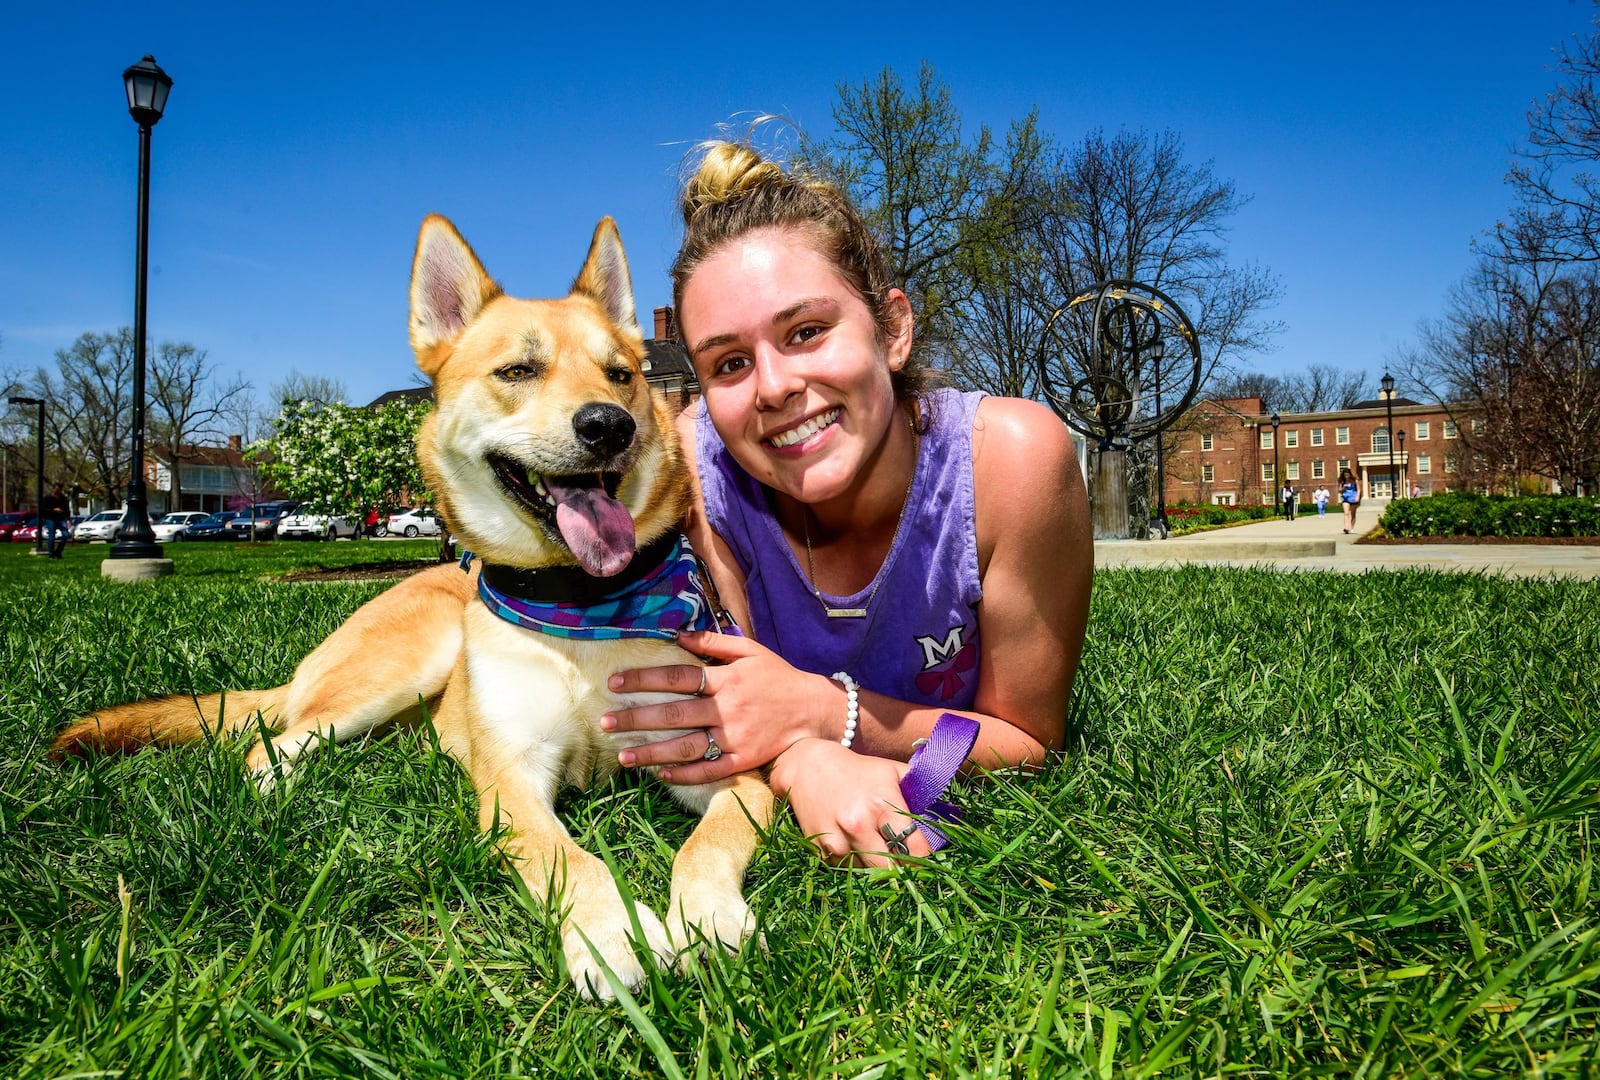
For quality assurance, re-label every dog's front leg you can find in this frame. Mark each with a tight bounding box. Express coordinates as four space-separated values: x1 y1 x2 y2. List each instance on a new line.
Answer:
665 772 774 966
472 754 675 1000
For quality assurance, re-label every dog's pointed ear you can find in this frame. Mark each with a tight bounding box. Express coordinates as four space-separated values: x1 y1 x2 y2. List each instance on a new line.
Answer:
571 217 639 336
410 215 503 367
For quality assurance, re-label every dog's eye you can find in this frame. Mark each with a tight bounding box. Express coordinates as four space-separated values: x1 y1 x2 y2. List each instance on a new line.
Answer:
606 367 633 385
496 363 540 382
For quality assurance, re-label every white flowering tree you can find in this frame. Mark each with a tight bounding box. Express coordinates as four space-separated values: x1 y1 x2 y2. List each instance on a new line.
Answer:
259 398 432 522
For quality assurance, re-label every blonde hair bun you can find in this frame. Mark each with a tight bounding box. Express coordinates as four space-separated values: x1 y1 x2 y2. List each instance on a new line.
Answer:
680 141 787 224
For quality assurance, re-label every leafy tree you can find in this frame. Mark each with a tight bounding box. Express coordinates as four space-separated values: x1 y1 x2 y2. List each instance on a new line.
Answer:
260 398 432 521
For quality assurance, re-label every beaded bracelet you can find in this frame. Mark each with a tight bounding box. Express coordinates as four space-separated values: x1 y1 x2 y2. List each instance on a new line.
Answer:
831 671 859 749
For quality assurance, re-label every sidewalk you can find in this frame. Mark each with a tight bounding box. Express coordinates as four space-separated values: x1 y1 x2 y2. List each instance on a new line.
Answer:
1094 501 1600 578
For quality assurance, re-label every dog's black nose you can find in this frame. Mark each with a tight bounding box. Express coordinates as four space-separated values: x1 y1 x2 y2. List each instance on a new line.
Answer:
573 403 636 457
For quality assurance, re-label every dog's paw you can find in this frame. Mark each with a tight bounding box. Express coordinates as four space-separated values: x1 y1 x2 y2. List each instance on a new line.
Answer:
563 902 673 1002
244 743 298 793
667 885 760 969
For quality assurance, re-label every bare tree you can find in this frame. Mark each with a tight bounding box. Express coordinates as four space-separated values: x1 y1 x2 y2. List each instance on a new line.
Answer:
149 341 253 511
1036 129 1283 383
1506 15 1600 263
1403 224 1600 495
270 369 348 409
35 330 137 508
1274 364 1373 412
807 62 1049 362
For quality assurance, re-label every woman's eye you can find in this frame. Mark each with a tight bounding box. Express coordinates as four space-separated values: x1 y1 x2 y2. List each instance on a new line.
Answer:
715 355 751 377
792 325 823 344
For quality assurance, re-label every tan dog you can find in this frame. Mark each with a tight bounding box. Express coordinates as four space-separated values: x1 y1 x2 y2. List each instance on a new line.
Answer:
53 215 773 1000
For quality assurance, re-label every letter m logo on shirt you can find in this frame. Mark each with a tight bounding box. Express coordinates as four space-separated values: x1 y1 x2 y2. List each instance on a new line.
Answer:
916 626 967 671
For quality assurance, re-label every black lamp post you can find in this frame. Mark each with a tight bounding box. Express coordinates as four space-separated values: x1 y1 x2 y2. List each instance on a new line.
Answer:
1271 411 1281 514
109 55 173 563
7 396 45 553
1397 429 1407 497
1381 372 1396 499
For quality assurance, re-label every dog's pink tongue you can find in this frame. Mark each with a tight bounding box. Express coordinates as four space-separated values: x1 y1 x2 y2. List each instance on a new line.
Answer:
547 480 635 577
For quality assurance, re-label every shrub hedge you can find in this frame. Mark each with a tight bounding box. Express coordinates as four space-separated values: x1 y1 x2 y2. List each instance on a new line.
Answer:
1165 502 1275 534
1379 492 1600 537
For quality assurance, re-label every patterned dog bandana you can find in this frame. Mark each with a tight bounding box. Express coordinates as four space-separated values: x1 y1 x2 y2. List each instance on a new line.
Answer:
476 534 727 641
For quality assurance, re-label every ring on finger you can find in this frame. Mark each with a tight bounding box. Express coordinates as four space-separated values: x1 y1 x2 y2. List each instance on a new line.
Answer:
694 667 708 697
702 730 723 762
879 821 917 856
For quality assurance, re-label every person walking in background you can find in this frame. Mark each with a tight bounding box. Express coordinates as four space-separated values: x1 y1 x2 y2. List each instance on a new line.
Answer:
1313 485 1330 517
41 483 70 558
1338 468 1360 534
1281 482 1298 520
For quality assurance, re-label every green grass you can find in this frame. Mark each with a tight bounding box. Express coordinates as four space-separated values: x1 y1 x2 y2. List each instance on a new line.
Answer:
2 544 1597 1077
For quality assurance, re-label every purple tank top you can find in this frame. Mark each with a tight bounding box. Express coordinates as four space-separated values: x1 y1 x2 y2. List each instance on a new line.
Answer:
696 388 984 709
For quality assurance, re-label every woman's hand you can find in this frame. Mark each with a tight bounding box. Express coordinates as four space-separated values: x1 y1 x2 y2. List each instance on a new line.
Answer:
602 629 835 783
769 739 931 867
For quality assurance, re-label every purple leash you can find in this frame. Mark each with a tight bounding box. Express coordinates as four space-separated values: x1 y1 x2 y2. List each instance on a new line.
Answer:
893 712 980 853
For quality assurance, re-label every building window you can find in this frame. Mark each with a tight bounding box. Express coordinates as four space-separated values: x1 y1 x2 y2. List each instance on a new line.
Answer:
1443 419 1458 439
1338 458 1351 472
1417 454 1431 474
1286 461 1300 480
1472 418 1485 436
1212 493 1235 506
1260 429 1274 449
1202 463 1214 482
1336 426 1350 445
1415 421 1429 440
1285 430 1299 448
1262 462 1275 482
1312 459 1325 479
1372 427 1391 453
1445 454 1457 474
1311 428 1324 446
1201 433 1214 451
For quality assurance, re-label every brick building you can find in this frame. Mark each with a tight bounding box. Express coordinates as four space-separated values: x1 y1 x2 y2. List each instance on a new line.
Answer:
1164 392 1467 507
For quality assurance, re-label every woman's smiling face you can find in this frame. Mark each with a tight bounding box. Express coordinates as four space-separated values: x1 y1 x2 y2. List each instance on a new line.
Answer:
680 226 912 506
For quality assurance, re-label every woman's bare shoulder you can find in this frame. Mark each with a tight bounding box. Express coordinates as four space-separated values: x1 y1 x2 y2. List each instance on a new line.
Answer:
970 396 1080 484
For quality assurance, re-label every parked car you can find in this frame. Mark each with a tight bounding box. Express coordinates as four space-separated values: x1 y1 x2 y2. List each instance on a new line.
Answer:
185 510 241 541
151 510 212 542
0 511 34 541
226 500 299 540
12 522 39 544
279 510 360 541
385 507 442 537
75 509 128 543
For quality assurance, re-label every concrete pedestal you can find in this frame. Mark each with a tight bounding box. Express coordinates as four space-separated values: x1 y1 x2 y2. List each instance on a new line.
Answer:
101 558 175 582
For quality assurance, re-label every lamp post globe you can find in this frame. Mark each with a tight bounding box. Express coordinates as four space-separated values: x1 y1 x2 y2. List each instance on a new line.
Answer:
107 55 175 578
1271 411 1281 515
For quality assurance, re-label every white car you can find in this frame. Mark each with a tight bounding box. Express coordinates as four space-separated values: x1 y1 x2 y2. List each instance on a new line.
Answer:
385 508 442 538
279 511 361 540
152 511 211 541
75 509 127 543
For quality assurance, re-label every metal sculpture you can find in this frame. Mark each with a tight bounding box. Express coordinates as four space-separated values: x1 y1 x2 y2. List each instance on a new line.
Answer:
1038 280 1204 539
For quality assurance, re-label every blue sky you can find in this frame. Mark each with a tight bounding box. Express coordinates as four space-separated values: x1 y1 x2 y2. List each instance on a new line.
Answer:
3 1 1594 410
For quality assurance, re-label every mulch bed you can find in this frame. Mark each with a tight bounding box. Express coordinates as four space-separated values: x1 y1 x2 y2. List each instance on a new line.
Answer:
282 560 440 581
1356 534 1600 546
